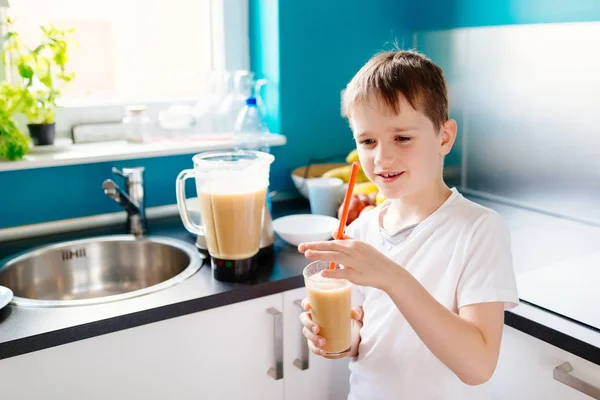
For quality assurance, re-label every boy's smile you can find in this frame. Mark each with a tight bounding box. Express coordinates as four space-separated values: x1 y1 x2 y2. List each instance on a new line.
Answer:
375 170 404 184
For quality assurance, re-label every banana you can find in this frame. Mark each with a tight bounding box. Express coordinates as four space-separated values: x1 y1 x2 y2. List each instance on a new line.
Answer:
356 165 370 183
345 149 359 164
322 163 370 183
353 182 378 195
322 165 351 182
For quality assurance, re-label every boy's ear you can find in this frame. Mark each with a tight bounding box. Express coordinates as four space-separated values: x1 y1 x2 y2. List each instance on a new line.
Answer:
439 119 457 156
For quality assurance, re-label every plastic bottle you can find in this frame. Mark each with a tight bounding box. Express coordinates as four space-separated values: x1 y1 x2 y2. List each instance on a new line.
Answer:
233 96 270 153
234 95 274 215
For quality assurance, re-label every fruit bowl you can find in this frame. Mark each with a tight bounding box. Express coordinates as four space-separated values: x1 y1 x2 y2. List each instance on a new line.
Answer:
291 163 348 198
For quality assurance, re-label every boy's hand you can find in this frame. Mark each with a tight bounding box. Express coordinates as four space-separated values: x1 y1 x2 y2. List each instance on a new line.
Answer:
298 238 398 290
299 298 363 359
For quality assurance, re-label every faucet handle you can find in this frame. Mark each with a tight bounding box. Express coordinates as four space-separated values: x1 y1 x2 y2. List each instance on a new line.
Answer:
111 167 126 178
112 167 145 184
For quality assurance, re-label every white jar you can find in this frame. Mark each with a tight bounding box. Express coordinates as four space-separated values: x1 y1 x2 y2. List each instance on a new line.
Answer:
123 105 152 143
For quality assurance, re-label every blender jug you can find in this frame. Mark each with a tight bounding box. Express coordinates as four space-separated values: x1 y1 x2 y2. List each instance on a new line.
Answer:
176 150 275 282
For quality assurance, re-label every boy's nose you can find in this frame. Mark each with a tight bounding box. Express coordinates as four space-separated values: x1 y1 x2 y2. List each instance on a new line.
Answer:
374 146 396 166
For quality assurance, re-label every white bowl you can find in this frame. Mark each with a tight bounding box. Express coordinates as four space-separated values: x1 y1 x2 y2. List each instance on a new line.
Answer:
0 285 13 310
272 214 340 246
291 163 348 198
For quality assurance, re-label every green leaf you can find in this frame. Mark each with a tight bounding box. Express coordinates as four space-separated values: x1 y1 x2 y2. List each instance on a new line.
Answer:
0 117 29 160
18 64 34 79
39 75 52 87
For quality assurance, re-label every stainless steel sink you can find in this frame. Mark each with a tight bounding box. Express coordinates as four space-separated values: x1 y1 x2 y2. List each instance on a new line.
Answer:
0 235 203 307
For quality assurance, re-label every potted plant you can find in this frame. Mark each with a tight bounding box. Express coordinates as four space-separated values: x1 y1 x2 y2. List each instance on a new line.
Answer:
2 18 75 145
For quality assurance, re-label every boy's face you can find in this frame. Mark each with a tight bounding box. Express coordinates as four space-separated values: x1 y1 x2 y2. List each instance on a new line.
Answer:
349 95 456 199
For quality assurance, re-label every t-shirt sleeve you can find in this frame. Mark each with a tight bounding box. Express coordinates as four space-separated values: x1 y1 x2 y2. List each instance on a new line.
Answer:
457 211 519 310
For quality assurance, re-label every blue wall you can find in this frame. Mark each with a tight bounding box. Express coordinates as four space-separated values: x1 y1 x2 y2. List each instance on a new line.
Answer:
0 155 198 229
2 0 600 230
248 0 280 134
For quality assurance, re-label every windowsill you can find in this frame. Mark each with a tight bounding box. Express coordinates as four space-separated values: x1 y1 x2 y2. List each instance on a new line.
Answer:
57 96 199 109
0 133 287 172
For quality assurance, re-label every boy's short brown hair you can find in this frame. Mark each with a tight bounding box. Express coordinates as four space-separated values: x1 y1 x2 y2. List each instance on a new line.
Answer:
342 50 448 132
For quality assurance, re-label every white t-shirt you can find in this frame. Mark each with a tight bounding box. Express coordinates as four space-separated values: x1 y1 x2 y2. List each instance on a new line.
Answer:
346 188 519 400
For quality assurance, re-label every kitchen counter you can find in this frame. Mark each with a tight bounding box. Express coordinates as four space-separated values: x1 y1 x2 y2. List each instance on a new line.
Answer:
0 199 310 360
0 195 598 366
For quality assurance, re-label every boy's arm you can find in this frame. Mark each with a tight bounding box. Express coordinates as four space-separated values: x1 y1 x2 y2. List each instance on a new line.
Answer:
383 272 504 386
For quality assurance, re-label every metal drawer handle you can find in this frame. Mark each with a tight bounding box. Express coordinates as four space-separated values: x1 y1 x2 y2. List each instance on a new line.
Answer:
267 307 283 380
293 299 309 371
553 362 600 399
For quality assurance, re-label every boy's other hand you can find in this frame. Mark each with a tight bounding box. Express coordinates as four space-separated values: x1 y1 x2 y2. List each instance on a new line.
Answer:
299 298 363 359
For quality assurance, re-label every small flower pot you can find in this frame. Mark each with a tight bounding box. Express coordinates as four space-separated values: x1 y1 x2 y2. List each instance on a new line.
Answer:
27 123 56 146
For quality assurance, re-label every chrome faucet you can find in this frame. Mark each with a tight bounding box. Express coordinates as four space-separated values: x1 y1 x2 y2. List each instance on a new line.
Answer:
102 167 147 237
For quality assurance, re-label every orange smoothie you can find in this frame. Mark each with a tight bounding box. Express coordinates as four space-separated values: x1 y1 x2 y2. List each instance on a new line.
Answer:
197 187 266 260
305 269 353 355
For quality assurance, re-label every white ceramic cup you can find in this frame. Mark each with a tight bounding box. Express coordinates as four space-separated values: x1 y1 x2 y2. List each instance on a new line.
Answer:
306 177 344 217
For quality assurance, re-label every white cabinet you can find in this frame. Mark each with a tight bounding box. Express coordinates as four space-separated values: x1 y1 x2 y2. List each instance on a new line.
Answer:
0 289 351 400
0 294 285 400
491 325 600 400
283 287 351 400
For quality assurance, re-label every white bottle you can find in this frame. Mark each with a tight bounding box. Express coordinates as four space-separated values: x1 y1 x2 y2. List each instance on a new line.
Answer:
233 96 270 152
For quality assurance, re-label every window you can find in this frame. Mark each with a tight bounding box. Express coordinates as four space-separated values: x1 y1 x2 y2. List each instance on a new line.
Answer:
3 0 248 124
7 0 214 103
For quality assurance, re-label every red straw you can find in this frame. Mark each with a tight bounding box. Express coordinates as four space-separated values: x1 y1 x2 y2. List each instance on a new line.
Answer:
330 161 360 270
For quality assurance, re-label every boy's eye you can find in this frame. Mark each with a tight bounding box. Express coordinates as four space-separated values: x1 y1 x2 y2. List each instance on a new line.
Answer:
395 136 411 142
360 139 376 145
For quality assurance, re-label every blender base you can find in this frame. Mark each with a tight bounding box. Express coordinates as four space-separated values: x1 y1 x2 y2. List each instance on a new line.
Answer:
211 255 258 282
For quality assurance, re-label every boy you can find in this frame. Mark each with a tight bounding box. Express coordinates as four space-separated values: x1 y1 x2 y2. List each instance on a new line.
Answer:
298 50 519 399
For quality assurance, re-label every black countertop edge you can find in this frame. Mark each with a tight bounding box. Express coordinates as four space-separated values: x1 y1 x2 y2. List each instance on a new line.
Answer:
0 275 304 360
505 308 600 365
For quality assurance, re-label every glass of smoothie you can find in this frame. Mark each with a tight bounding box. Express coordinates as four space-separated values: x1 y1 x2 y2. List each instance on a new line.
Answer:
303 260 353 356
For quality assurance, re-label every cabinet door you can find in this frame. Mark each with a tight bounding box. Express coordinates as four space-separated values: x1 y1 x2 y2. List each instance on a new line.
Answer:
283 287 351 400
0 294 285 400
491 325 600 400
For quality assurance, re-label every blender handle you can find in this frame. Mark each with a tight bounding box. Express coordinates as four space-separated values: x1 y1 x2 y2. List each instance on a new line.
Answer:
175 169 205 236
